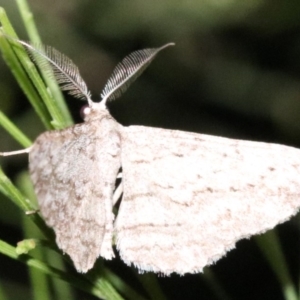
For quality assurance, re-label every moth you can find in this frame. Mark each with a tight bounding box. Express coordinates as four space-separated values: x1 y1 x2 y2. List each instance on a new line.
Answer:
1 38 300 275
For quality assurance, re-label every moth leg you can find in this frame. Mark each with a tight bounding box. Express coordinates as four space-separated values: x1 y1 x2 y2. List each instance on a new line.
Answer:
0 147 32 156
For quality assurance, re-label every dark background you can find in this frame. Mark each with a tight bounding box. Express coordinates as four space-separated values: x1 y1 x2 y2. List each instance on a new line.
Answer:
0 1 300 299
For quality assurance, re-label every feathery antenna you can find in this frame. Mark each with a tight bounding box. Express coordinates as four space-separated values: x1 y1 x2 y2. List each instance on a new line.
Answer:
8 38 93 106
100 43 175 105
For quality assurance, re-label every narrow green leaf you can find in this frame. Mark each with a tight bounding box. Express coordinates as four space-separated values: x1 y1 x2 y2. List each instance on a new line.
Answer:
255 231 298 300
0 166 53 238
0 240 124 299
202 268 231 300
0 280 8 300
15 0 73 126
0 8 72 129
0 111 32 147
0 23 52 128
103 268 148 300
23 217 52 300
135 272 166 300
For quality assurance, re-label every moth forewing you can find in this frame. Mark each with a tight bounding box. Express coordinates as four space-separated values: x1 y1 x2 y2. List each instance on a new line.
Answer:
28 110 122 273
116 126 300 275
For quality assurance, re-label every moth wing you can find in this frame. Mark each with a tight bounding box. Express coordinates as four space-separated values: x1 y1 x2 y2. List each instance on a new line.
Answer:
116 126 300 275
29 121 121 272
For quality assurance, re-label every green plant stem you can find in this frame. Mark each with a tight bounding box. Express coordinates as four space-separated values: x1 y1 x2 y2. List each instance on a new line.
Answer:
202 268 231 300
0 111 32 147
102 269 148 300
135 272 167 300
15 0 73 127
4 34 67 129
0 14 52 129
15 0 41 44
0 7 72 130
0 281 8 300
0 240 123 299
0 166 53 239
255 231 298 300
23 216 52 300
0 166 35 212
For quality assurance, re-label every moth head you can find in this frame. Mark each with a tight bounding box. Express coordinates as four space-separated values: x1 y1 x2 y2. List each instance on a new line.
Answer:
81 101 108 122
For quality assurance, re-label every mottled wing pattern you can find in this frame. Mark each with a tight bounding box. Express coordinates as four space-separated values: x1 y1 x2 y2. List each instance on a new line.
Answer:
116 126 300 275
29 120 121 272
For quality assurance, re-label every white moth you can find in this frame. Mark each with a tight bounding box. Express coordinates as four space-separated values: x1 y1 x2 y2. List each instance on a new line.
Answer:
2 39 300 275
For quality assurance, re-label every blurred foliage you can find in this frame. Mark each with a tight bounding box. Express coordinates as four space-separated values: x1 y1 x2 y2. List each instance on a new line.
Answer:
0 0 300 299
